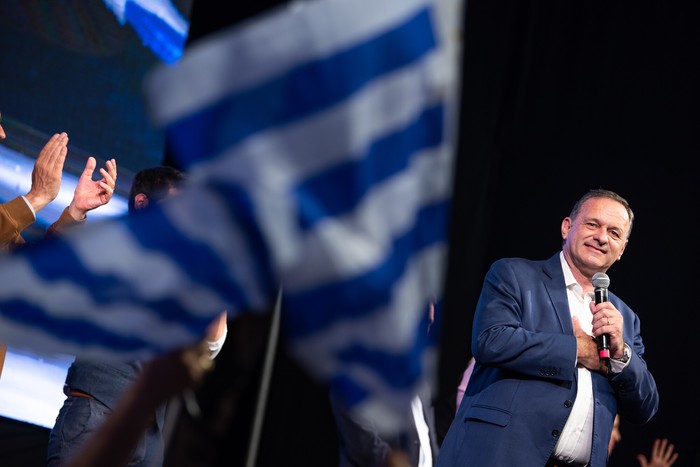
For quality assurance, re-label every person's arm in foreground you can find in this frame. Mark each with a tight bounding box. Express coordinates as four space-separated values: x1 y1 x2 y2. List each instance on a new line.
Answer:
65 341 214 467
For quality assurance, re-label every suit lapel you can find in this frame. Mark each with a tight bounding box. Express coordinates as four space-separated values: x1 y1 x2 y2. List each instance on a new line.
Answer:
542 253 572 334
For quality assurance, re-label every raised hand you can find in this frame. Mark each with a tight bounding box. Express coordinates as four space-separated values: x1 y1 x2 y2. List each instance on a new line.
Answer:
67 157 117 220
24 132 69 213
637 438 679 467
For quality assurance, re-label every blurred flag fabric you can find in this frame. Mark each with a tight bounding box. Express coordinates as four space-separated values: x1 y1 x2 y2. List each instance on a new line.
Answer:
0 0 458 432
101 0 190 64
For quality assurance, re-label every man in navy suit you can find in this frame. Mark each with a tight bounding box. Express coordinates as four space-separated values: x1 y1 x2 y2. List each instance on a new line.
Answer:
436 188 659 467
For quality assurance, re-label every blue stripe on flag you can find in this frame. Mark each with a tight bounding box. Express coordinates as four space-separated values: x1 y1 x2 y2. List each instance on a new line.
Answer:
20 233 217 333
165 6 437 168
130 204 254 306
204 180 278 296
294 104 444 231
16 195 274 333
329 304 435 404
283 199 450 337
2 299 158 352
124 0 187 64
330 373 370 408
335 316 430 388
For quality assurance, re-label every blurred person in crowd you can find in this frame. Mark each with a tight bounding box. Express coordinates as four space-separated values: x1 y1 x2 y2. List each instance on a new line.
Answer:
64 340 217 467
47 166 227 467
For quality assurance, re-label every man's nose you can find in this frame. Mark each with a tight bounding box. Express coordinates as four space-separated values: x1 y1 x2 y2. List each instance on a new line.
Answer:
593 227 609 243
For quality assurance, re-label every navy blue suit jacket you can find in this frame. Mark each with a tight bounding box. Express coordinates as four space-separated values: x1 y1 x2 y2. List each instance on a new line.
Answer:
436 253 658 467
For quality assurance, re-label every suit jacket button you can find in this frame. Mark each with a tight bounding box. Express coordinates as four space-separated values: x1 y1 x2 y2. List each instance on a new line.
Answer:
564 400 572 408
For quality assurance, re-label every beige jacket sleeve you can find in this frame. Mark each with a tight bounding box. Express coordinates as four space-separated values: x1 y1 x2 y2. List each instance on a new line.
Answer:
0 196 35 250
45 206 87 239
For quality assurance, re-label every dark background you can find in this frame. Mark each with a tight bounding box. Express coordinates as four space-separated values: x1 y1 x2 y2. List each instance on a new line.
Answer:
1 1 698 466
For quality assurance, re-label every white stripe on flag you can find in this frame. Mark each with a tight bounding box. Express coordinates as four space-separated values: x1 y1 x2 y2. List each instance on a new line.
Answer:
146 0 433 126
284 145 451 291
188 51 444 193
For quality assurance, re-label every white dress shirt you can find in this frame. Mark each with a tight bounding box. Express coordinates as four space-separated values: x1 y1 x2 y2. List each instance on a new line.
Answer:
551 253 632 465
551 252 595 465
411 394 433 467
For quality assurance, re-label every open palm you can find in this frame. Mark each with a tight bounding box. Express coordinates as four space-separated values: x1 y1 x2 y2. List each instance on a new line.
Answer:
71 157 117 213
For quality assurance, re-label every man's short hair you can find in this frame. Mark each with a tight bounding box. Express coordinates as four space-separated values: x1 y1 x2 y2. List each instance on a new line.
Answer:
127 166 186 214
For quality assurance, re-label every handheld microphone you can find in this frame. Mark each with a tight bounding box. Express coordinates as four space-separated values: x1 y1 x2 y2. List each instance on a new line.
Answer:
592 272 610 359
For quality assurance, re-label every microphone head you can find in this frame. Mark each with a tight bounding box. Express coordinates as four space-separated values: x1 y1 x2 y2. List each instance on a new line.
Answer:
592 272 610 289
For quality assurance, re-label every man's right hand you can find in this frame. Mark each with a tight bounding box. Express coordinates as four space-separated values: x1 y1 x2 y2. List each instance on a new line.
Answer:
24 132 69 213
573 316 608 375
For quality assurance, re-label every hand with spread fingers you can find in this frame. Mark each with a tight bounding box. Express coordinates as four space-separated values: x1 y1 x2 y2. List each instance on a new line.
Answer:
67 157 118 220
637 438 679 467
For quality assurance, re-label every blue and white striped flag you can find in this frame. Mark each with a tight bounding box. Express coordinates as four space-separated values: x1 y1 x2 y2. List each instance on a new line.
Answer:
0 0 457 431
101 0 190 64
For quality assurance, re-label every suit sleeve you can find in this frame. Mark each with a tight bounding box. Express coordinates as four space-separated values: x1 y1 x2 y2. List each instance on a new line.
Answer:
472 258 578 382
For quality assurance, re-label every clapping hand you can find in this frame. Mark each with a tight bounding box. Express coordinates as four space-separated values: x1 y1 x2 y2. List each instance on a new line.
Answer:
67 157 117 220
24 133 69 213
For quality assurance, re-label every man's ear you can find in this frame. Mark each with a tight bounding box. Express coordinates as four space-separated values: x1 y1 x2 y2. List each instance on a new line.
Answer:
561 217 572 241
134 193 149 210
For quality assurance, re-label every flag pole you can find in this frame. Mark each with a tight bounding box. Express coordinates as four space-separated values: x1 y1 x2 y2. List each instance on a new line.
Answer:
244 286 282 467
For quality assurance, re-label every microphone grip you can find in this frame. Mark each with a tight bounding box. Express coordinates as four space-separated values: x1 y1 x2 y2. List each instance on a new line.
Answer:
594 288 610 359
